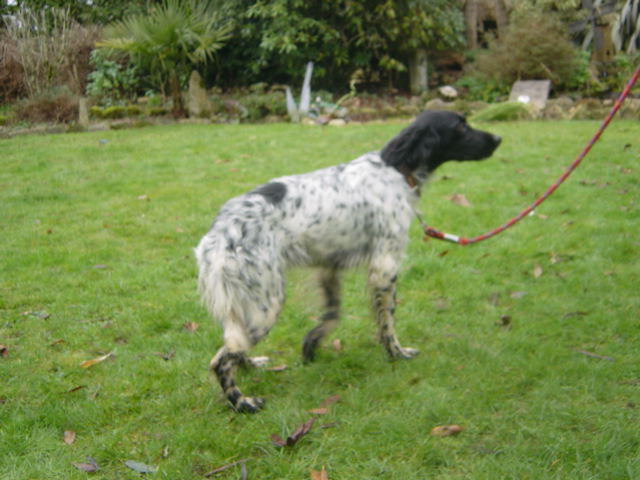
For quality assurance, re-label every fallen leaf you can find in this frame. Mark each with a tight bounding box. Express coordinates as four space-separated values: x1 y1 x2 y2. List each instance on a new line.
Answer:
320 394 341 408
73 457 99 472
22 310 51 319
80 352 113 369
63 430 76 445
271 418 315 447
125 460 157 474
183 322 199 332
311 466 329 480
0 345 7 358
265 364 287 372
450 193 471 207
430 424 464 437
533 264 543 278
309 408 329 415
437 250 449 257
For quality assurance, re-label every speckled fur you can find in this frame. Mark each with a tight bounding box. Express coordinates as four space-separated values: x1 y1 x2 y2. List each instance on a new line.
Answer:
195 110 501 412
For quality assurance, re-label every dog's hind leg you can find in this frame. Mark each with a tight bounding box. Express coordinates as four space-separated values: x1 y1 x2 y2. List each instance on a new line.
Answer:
369 256 419 360
210 323 267 413
302 268 341 362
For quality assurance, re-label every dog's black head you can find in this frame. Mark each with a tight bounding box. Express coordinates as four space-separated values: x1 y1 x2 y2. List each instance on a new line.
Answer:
381 110 501 177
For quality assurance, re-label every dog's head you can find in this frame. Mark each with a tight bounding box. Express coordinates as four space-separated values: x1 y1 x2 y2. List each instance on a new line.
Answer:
381 110 501 175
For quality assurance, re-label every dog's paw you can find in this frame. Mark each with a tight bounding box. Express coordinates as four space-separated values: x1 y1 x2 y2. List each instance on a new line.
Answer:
393 346 420 360
235 396 265 413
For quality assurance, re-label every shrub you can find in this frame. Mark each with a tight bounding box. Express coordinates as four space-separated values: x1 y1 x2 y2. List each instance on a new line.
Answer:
470 102 533 122
239 91 287 122
0 34 26 102
14 87 78 124
3 6 99 98
472 10 580 91
86 49 141 106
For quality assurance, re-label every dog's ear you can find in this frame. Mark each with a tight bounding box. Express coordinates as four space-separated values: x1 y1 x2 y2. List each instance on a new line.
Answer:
381 123 441 173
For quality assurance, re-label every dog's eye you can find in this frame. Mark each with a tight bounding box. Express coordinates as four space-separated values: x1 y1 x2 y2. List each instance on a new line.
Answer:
455 122 467 134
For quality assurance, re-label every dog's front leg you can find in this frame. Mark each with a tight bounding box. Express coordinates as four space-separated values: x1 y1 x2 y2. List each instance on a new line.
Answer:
369 259 419 360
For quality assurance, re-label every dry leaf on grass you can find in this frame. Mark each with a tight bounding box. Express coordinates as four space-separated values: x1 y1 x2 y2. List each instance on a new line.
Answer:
430 424 464 437
63 430 76 445
80 352 113 369
265 364 288 372
310 394 341 415
125 460 157 474
183 322 199 332
0 345 7 358
271 418 315 447
72 457 99 473
533 264 543 278
311 466 329 480
450 193 472 207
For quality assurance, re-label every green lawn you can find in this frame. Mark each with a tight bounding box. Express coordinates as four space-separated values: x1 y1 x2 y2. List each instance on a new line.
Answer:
1 119 639 479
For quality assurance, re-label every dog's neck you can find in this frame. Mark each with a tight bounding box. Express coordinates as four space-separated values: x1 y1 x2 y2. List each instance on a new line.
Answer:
397 164 430 195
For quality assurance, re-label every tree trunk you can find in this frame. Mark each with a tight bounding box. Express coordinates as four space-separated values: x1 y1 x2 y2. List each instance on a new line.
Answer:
170 70 186 118
465 0 478 49
409 49 428 95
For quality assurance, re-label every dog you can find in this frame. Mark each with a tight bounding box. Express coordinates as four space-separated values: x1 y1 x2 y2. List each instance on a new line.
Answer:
195 110 501 412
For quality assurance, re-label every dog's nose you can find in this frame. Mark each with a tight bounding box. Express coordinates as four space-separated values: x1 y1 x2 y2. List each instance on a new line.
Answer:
493 134 502 145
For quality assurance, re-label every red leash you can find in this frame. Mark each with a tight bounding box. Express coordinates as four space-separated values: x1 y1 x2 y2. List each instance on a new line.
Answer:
422 65 640 246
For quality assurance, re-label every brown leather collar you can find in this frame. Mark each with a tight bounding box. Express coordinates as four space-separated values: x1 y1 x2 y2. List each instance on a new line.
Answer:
397 164 419 191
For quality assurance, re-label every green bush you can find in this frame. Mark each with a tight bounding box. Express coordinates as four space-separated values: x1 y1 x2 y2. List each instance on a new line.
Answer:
86 49 141 106
90 105 144 119
472 10 580 91
470 102 533 122
455 74 509 102
238 91 287 122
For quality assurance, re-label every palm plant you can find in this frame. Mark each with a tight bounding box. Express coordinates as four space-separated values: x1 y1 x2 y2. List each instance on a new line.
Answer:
98 0 231 117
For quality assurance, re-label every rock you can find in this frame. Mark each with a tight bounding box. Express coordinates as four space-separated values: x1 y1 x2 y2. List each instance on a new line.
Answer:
438 85 458 99
328 118 347 126
187 70 212 118
509 80 551 113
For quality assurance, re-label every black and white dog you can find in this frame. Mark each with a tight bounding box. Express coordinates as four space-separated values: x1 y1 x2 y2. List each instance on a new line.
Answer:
196 110 501 412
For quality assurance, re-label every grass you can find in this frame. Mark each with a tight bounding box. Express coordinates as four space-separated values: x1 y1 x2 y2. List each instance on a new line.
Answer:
1 118 639 479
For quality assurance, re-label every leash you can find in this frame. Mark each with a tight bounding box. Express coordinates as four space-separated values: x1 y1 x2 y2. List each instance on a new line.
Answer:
421 65 640 246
